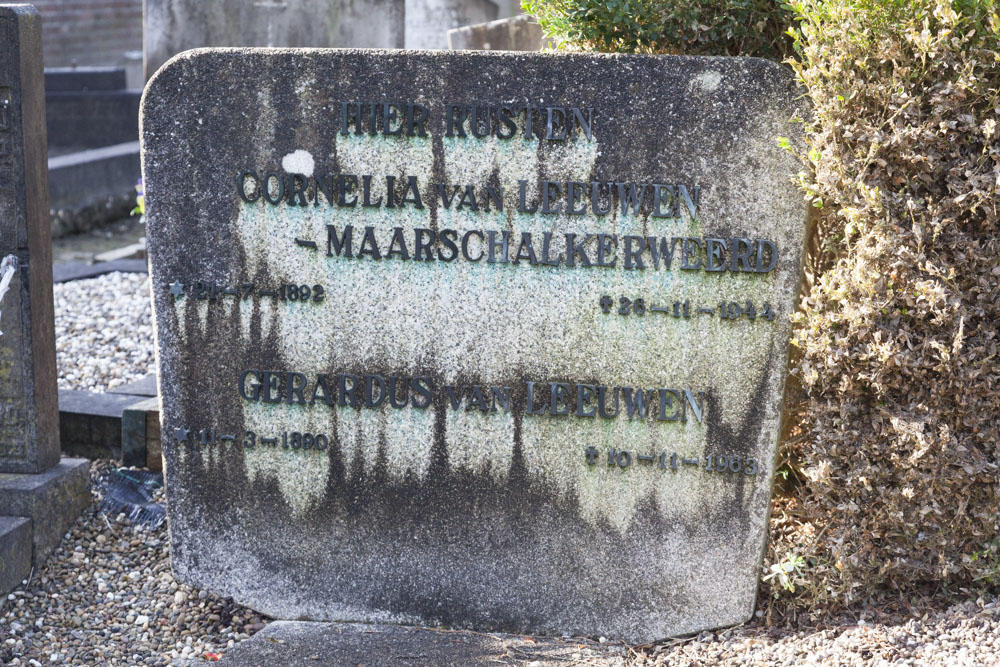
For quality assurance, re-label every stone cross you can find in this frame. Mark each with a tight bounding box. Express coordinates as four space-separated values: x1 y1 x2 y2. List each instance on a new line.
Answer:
0 4 59 474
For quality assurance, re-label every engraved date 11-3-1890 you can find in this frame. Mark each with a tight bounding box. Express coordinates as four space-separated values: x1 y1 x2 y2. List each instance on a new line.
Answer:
174 426 330 450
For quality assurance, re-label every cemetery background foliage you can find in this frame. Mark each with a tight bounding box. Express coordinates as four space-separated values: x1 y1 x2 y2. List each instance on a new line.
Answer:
528 0 1000 617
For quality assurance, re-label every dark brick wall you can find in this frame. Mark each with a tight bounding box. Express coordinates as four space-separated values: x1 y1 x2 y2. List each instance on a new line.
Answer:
33 1 143 68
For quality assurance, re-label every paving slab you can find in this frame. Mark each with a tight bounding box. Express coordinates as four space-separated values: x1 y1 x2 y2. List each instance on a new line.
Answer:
213 621 625 667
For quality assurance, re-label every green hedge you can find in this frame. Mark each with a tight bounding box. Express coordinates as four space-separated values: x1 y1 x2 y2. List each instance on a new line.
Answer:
523 0 794 58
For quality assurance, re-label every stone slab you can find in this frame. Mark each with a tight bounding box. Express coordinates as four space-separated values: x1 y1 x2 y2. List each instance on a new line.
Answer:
213 621 622 667
53 258 148 283
47 140 141 172
145 402 163 471
58 389 139 459
47 141 141 223
0 515 31 597
0 4 60 474
45 90 140 153
142 49 806 641
58 388 142 418
94 242 147 263
403 0 502 50
143 0 517 81
44 67 127 93
0 458 89 564
108 373 158 397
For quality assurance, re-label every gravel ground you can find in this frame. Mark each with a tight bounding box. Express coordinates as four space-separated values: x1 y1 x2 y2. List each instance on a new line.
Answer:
646 601 1000 666
54 272 155 393
0 463 268 666
3 462 999 666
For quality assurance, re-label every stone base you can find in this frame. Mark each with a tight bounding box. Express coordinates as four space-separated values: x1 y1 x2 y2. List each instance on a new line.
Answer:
0 458 90 565
212 621 619 667
0 516 31 597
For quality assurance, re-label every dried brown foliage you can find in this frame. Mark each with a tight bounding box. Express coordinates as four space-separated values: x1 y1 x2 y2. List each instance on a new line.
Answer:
529 0 1000 617
763 0 1000 613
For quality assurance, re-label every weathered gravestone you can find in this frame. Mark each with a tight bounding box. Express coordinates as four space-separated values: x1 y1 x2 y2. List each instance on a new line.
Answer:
0 3 58 474
141 49 806 641
0 3 90 597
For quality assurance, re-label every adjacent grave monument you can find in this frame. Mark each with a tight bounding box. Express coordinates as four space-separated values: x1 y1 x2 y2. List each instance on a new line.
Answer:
0 3 90 597
448 14 550 52
0 3 58 473
143 0 514 80
142 48 806 641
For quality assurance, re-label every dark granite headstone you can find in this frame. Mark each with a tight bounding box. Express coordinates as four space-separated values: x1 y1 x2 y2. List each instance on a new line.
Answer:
0 4 59 474
0 6 90 599
142 49 807 641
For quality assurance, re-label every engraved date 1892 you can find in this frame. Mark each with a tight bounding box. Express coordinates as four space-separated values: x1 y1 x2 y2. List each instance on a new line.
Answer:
170 280 325 303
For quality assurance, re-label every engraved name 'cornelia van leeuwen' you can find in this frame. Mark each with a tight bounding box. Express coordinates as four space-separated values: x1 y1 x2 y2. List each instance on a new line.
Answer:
166 99 780 478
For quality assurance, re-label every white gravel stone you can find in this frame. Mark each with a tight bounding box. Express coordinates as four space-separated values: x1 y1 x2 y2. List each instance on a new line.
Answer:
54 272 155 393
0 462 268 665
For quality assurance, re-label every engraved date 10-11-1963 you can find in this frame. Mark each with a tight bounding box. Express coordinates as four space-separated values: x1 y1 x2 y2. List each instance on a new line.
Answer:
171 426 761 478
588 446 761 476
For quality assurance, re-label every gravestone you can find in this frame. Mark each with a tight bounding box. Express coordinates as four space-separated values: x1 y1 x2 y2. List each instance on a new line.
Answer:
142 49 807 641
0 3 90 597
0 3 59 475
